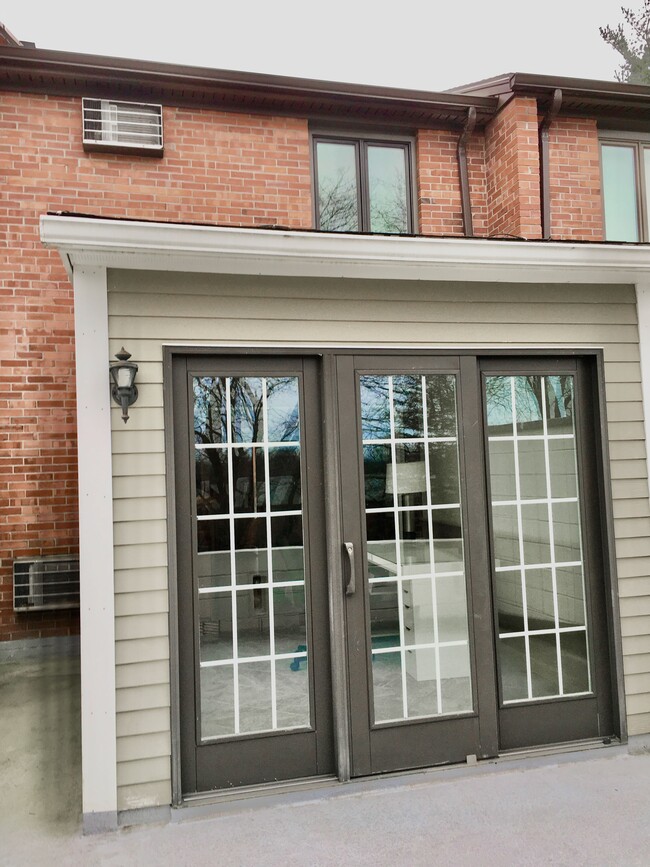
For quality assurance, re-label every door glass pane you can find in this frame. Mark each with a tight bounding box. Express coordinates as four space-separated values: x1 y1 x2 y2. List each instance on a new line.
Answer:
193 375 310 740
361 372 473 723
485 374 591 704
231 377 264 442
602 144 639 242
316 141 359 232
367 145 409 234
194 376 227 444
267 377 300 442
232 448 265 513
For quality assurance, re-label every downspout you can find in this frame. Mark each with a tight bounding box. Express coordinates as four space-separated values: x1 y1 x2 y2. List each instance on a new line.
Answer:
457 106 477 237
539 88 562 240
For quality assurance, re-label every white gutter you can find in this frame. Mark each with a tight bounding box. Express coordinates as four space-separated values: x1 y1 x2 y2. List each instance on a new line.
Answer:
41 214 650 284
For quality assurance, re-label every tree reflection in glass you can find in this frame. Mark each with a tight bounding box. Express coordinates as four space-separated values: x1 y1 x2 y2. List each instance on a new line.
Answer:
368 145 409 234
316 141 359 232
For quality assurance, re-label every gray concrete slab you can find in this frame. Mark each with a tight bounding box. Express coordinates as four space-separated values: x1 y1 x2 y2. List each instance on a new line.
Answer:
0 641 81 846
3 751 650 865
2 643 650 866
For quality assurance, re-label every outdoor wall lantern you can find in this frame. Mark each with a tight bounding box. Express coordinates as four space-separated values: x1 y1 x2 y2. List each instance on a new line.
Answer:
109 347 139 423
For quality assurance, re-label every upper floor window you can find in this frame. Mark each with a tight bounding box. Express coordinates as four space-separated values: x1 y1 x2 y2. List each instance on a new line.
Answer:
313 135 413 234
601 139 650 242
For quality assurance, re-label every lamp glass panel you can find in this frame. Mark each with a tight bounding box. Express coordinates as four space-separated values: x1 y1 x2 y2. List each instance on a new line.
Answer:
116 366 134 388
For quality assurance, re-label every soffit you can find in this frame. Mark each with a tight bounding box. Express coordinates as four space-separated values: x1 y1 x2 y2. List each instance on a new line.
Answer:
514 74 650 126
0 47 497 129
452 72 650 128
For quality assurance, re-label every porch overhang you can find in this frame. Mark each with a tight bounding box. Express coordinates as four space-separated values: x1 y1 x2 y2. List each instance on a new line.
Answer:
41 214 650 285
39 214 650 826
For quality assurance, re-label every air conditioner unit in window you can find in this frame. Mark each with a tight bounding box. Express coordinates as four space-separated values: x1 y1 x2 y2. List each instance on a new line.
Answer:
13 556 80 612
82 98 163 156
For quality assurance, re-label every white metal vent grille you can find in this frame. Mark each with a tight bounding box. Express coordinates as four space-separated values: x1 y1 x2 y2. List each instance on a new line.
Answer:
82 98 163 154
13 556 80 611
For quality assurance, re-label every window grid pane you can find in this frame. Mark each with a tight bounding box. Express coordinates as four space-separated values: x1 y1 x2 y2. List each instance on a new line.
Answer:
367 145 409 234
194 376 310 741
602 144 639 242
315 141 359 232
486 375 591 705
361 373 473 724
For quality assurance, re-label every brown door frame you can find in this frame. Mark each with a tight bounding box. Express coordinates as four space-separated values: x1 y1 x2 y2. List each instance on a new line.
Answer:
337 354 499 776
170 353 335 795
480 356 616 749
164 345 626 805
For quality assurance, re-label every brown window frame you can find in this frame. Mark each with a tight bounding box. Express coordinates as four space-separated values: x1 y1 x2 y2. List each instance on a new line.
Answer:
312 133 416 235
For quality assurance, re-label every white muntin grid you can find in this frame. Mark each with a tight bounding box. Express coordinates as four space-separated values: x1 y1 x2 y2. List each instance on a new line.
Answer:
488 375 591 704
362 373 472 723
194 376 309 740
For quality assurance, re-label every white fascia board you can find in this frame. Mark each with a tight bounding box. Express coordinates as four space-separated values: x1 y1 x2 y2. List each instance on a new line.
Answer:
40 215 650 284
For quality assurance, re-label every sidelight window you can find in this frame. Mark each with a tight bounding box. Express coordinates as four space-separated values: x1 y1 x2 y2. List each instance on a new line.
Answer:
485 374 591 703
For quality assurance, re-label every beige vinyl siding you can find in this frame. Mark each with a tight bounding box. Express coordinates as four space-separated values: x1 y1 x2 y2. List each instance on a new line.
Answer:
108 269 650 810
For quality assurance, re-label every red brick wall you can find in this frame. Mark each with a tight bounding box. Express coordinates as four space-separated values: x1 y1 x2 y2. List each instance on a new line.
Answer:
485 97 542 239
1 239 79 641
416 130 488 236
548 117 604 241
0 88 611 640
0 91 313 641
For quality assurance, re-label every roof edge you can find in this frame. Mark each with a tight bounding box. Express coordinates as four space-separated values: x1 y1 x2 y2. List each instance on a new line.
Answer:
0 45 496 113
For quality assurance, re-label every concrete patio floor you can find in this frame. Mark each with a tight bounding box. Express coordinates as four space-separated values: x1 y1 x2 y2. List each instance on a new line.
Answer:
2 641 650 866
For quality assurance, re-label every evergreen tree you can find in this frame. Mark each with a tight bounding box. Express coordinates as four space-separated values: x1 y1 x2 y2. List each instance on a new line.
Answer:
600 1 650 84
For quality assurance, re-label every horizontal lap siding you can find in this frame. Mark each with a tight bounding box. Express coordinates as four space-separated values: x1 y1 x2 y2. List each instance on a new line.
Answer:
108 270 650 809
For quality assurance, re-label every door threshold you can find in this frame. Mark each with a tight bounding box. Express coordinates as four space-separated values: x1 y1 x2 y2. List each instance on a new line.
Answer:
176 774 339 816
498 736 623 762
173 738 626 824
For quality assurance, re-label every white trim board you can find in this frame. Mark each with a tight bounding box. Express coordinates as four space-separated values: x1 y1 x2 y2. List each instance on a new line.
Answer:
73 265 118 822
41 215 650 284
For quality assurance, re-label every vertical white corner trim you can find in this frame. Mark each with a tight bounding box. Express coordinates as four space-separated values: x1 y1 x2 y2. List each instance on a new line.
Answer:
636 281 650 507
73 266 118 823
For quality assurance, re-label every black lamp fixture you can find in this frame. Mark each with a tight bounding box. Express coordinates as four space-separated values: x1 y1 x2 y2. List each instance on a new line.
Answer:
109 347 139 423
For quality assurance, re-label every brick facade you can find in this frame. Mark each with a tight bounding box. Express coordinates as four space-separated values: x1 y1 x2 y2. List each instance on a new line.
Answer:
548 117 604 241
484 97 542 239
0 85 613 641
416 131 489 236
1 93 312 641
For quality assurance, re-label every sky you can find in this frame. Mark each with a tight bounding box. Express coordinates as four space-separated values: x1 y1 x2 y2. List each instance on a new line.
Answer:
0 0 634 91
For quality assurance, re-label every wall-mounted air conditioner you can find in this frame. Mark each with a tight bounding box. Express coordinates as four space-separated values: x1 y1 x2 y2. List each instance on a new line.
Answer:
82 98 163 156
13 556 80 611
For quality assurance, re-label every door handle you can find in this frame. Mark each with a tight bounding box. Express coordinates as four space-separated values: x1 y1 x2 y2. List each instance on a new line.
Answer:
343 541 356 596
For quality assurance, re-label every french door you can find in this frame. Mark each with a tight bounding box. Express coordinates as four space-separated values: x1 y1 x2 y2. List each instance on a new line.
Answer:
173 352 614 796
174 356 335 793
